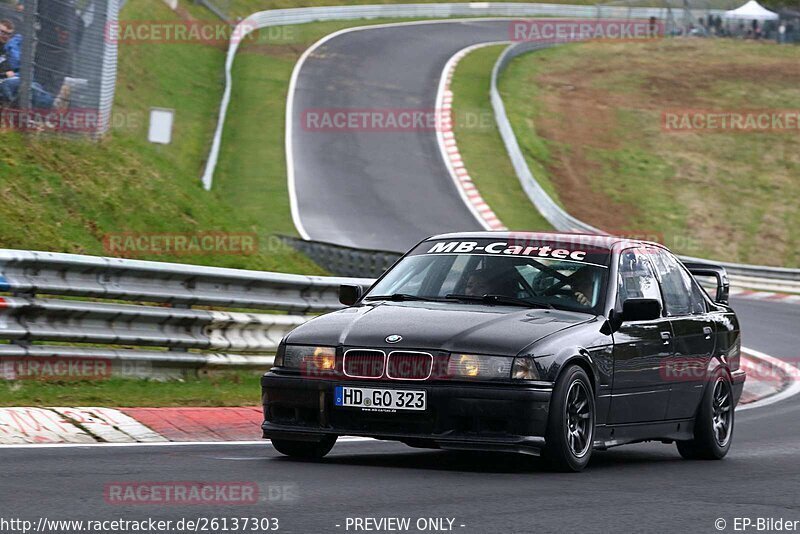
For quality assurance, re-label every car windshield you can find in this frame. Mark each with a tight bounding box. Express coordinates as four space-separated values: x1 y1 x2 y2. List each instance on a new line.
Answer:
366 238 610 313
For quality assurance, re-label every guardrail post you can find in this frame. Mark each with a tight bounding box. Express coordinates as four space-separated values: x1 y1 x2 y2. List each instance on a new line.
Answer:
169 302 190 352
17 0 39 113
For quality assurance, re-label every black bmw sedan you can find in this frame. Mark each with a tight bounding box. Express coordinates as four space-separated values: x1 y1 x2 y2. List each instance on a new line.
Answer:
261 232 746 471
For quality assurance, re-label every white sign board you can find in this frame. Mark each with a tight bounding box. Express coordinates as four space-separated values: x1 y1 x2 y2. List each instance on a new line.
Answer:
148 108 174 144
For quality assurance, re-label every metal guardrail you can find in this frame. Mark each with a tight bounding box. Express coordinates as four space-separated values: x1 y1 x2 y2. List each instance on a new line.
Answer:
0 246 796 382
0 249 370 312
280 236 402 278
195 0 231 22
0 249 371 378
491 41 604 235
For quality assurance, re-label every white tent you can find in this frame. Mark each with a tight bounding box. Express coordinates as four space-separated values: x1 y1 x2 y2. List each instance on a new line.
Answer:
724 0 779 20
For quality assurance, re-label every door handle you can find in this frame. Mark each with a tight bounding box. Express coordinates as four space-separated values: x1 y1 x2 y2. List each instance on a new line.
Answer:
660 331 671 344
703 326 713 339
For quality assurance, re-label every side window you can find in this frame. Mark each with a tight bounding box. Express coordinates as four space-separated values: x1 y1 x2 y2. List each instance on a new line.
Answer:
651 250 706 316
617 248 662 310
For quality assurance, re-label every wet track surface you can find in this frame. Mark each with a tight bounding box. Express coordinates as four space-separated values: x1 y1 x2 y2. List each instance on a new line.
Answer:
289 20 513 250
2 20 798 534
1 298 798 533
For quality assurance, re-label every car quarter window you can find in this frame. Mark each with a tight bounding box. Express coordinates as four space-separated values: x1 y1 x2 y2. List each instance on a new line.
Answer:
650 249 707 316
616 248 662 309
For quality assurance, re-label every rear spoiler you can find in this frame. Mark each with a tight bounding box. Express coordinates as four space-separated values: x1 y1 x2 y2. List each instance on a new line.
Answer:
683 262 730 305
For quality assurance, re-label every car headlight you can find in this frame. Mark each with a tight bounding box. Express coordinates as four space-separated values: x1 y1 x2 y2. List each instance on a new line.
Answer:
279 345 336 374
447 354 512 380
273 342 287 367
511 356 540 380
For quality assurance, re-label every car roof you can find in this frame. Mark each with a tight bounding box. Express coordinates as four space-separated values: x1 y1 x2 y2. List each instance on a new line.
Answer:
425 231 666 252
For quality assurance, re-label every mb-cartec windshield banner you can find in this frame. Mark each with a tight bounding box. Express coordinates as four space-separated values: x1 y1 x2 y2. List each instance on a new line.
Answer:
411 237 610 267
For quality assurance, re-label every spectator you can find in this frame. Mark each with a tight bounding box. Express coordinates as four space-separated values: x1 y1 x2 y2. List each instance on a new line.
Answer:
35 0 81 95
0 19 85 110
0 17 21 76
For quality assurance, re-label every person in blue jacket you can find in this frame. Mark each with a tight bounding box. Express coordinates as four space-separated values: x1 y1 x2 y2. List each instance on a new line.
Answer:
0 19 22 75
0 18 70 109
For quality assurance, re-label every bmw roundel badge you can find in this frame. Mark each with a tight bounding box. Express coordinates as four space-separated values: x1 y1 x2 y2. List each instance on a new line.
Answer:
385 334 402 344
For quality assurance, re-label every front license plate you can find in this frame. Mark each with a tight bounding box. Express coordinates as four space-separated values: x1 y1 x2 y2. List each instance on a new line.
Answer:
334 386 426 411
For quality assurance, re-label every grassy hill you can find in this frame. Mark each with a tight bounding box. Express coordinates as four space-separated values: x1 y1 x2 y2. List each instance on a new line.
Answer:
226 0 599 18
5 0 795 272
449 45 554 232
0 0 480 273
452 38 800 267
0 0 322 273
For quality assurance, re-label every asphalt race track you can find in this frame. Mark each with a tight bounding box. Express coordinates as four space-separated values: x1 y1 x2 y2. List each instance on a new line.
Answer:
1 297 797 533
289 20 514 250
2 19 798 534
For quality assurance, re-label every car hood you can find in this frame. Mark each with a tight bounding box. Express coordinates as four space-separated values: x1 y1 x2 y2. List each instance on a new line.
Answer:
285 301 595 356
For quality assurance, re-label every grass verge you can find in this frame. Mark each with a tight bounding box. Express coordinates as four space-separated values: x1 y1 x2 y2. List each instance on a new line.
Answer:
215 17 488 238
455 38 800 267
226 0 601 18
0 7 487 273
0 0 323 273
0 372 262 407
450 44 553 231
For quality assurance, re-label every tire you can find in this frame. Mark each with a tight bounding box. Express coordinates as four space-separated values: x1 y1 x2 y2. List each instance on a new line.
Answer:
544 365 596 472
271 435 337 460
677 368 734 460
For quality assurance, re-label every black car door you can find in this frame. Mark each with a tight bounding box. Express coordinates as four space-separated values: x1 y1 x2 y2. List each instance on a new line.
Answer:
650 249 716 420
609 248 675 424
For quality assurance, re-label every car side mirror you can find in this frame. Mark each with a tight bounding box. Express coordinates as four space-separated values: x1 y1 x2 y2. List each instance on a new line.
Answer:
621 298 662 322
339 284 362 306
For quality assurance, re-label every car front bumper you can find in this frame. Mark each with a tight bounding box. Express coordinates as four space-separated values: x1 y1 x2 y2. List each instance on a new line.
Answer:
261 373 553 455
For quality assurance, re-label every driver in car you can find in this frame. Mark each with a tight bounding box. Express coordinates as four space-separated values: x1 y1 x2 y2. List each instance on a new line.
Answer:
463 268 521 298
463 269 491 296
569 268 596 307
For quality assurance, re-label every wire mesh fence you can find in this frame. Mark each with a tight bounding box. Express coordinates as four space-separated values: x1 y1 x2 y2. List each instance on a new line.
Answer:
0 0 118 136
594 0 793 39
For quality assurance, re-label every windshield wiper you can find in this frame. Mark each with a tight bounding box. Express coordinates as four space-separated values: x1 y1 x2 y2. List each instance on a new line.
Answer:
364 293 443 302
445 294 554 309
